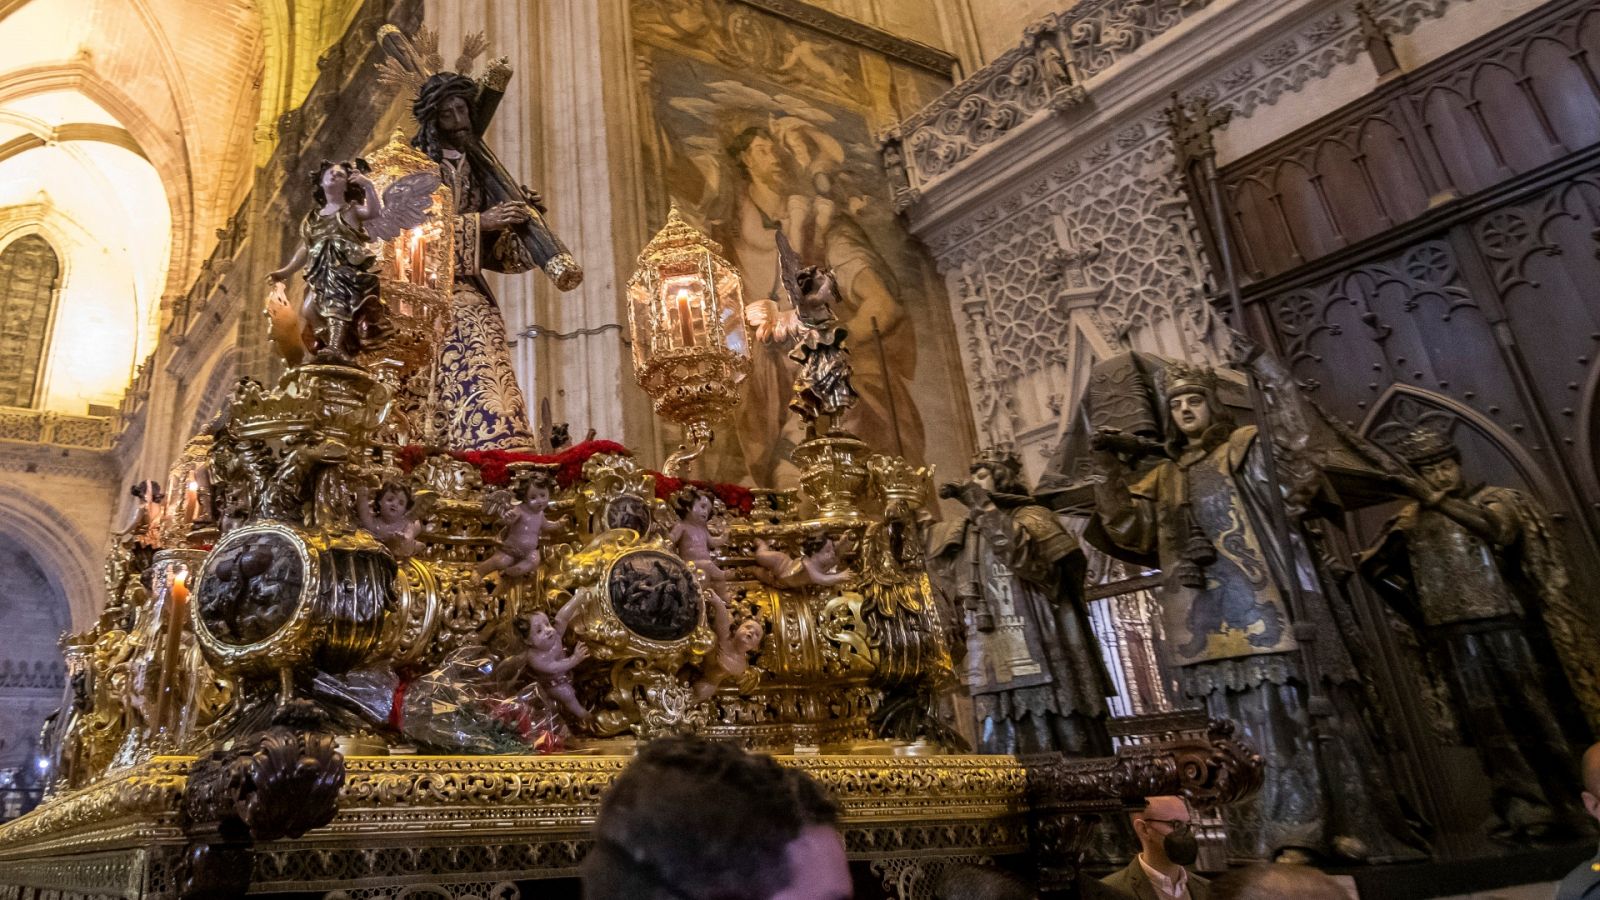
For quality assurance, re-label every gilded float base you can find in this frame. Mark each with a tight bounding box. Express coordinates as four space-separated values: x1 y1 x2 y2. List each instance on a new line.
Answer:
0 752 1029 899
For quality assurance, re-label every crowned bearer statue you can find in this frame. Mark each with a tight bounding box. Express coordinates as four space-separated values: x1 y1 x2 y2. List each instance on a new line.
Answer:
379 28 583 451
1089 344 1427 864
930 448 1115 756
1361 427 1600 843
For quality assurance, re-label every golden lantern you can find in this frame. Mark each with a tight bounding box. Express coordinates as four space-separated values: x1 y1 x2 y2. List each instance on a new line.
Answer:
627 206 751 474
362 129 456 445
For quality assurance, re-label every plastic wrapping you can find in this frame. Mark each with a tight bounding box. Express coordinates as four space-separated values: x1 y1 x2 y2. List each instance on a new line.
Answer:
312 647 567 754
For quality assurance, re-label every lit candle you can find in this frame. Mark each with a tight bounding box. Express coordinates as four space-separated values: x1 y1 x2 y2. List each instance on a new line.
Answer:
409 226 426 284
184 479 199 523
676 288 695 347
170 569 189 604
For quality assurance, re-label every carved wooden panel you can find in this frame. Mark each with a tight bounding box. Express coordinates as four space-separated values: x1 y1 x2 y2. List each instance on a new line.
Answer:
1220 3 1600 282
1228 1 1600 586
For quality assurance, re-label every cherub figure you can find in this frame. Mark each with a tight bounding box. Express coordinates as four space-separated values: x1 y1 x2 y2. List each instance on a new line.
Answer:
356 481 436 559
268 158 439 362
479 473 564 578
668 486 731 610
694 600 766 702
501 608 591 722
753 533 855 589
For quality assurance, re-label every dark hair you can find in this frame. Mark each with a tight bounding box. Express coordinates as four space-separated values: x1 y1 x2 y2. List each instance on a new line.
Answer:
726 125 774 178
1210 864 1347 900
971 461 1029 497
309 158 370 207
411 73 480 162
582 736 840 900
800 533 834 557
671 486 715 519
129 480 165 504
371 482 413 514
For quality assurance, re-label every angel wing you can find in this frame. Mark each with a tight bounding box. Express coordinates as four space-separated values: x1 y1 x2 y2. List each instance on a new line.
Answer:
411 489 440 522
484 488 517 523
743 298 801 344
774 225 804 307
367 171 442 241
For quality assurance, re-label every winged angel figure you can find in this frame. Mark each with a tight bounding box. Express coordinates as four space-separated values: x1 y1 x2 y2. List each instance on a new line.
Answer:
269 158 440 363
751 227 856 437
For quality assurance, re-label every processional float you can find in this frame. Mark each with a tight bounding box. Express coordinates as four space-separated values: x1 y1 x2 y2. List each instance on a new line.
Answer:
0 26 1259 900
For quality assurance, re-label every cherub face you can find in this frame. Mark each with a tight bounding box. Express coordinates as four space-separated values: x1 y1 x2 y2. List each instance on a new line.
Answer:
526 612 558 649
378 488 409 520
691 495 713 522
525 483 551 511
811 540 837 567
734 619 765 651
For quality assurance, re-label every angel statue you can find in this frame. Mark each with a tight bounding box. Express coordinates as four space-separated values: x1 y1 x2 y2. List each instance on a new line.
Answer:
748 227 858 438
268 159 439 363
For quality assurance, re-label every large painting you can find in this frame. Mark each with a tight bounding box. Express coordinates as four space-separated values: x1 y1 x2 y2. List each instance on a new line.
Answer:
633 0 971 488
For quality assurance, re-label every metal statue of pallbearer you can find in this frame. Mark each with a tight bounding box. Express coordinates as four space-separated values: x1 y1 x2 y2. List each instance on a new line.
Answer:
377 26 583 451
1360 427 1600 843
1087 349 1428 864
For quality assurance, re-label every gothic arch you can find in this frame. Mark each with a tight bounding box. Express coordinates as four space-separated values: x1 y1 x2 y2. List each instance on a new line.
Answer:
188 347 240 435
0 488 100 629
0 233 61 408
1359 383 1562 508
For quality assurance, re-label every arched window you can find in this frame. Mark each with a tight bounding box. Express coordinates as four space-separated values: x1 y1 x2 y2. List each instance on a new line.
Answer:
0 235 61 408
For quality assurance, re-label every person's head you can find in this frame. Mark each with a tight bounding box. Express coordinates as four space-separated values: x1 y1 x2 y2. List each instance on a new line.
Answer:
728 126 784 186
731 617 766 653
376 483 413 520
411 72 480 159
1210 864 1348 900
1167 389 1212 439
800 534 836 566
1160 363 1230 447
1129 796 1196 867
523 473 555 509
931 864 1032 900
583 736 849 900
1580 741 1600 823
673 487 715 524
1396 429 1465 494
519 611 558 650
969 450 1027 496
311 159 367 208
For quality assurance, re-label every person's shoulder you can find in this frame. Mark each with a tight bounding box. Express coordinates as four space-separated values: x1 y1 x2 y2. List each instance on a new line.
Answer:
1099 859 1142 891
1556 856 1600 900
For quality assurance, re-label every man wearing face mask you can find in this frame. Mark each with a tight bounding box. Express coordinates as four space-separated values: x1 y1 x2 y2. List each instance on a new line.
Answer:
1100 796 1207 900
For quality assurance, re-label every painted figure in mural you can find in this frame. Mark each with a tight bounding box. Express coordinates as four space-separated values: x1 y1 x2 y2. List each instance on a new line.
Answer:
1089 348 1428 863
674 107 922 484
1360 427 1600 843
408 68 545 451
929 448 1115 756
